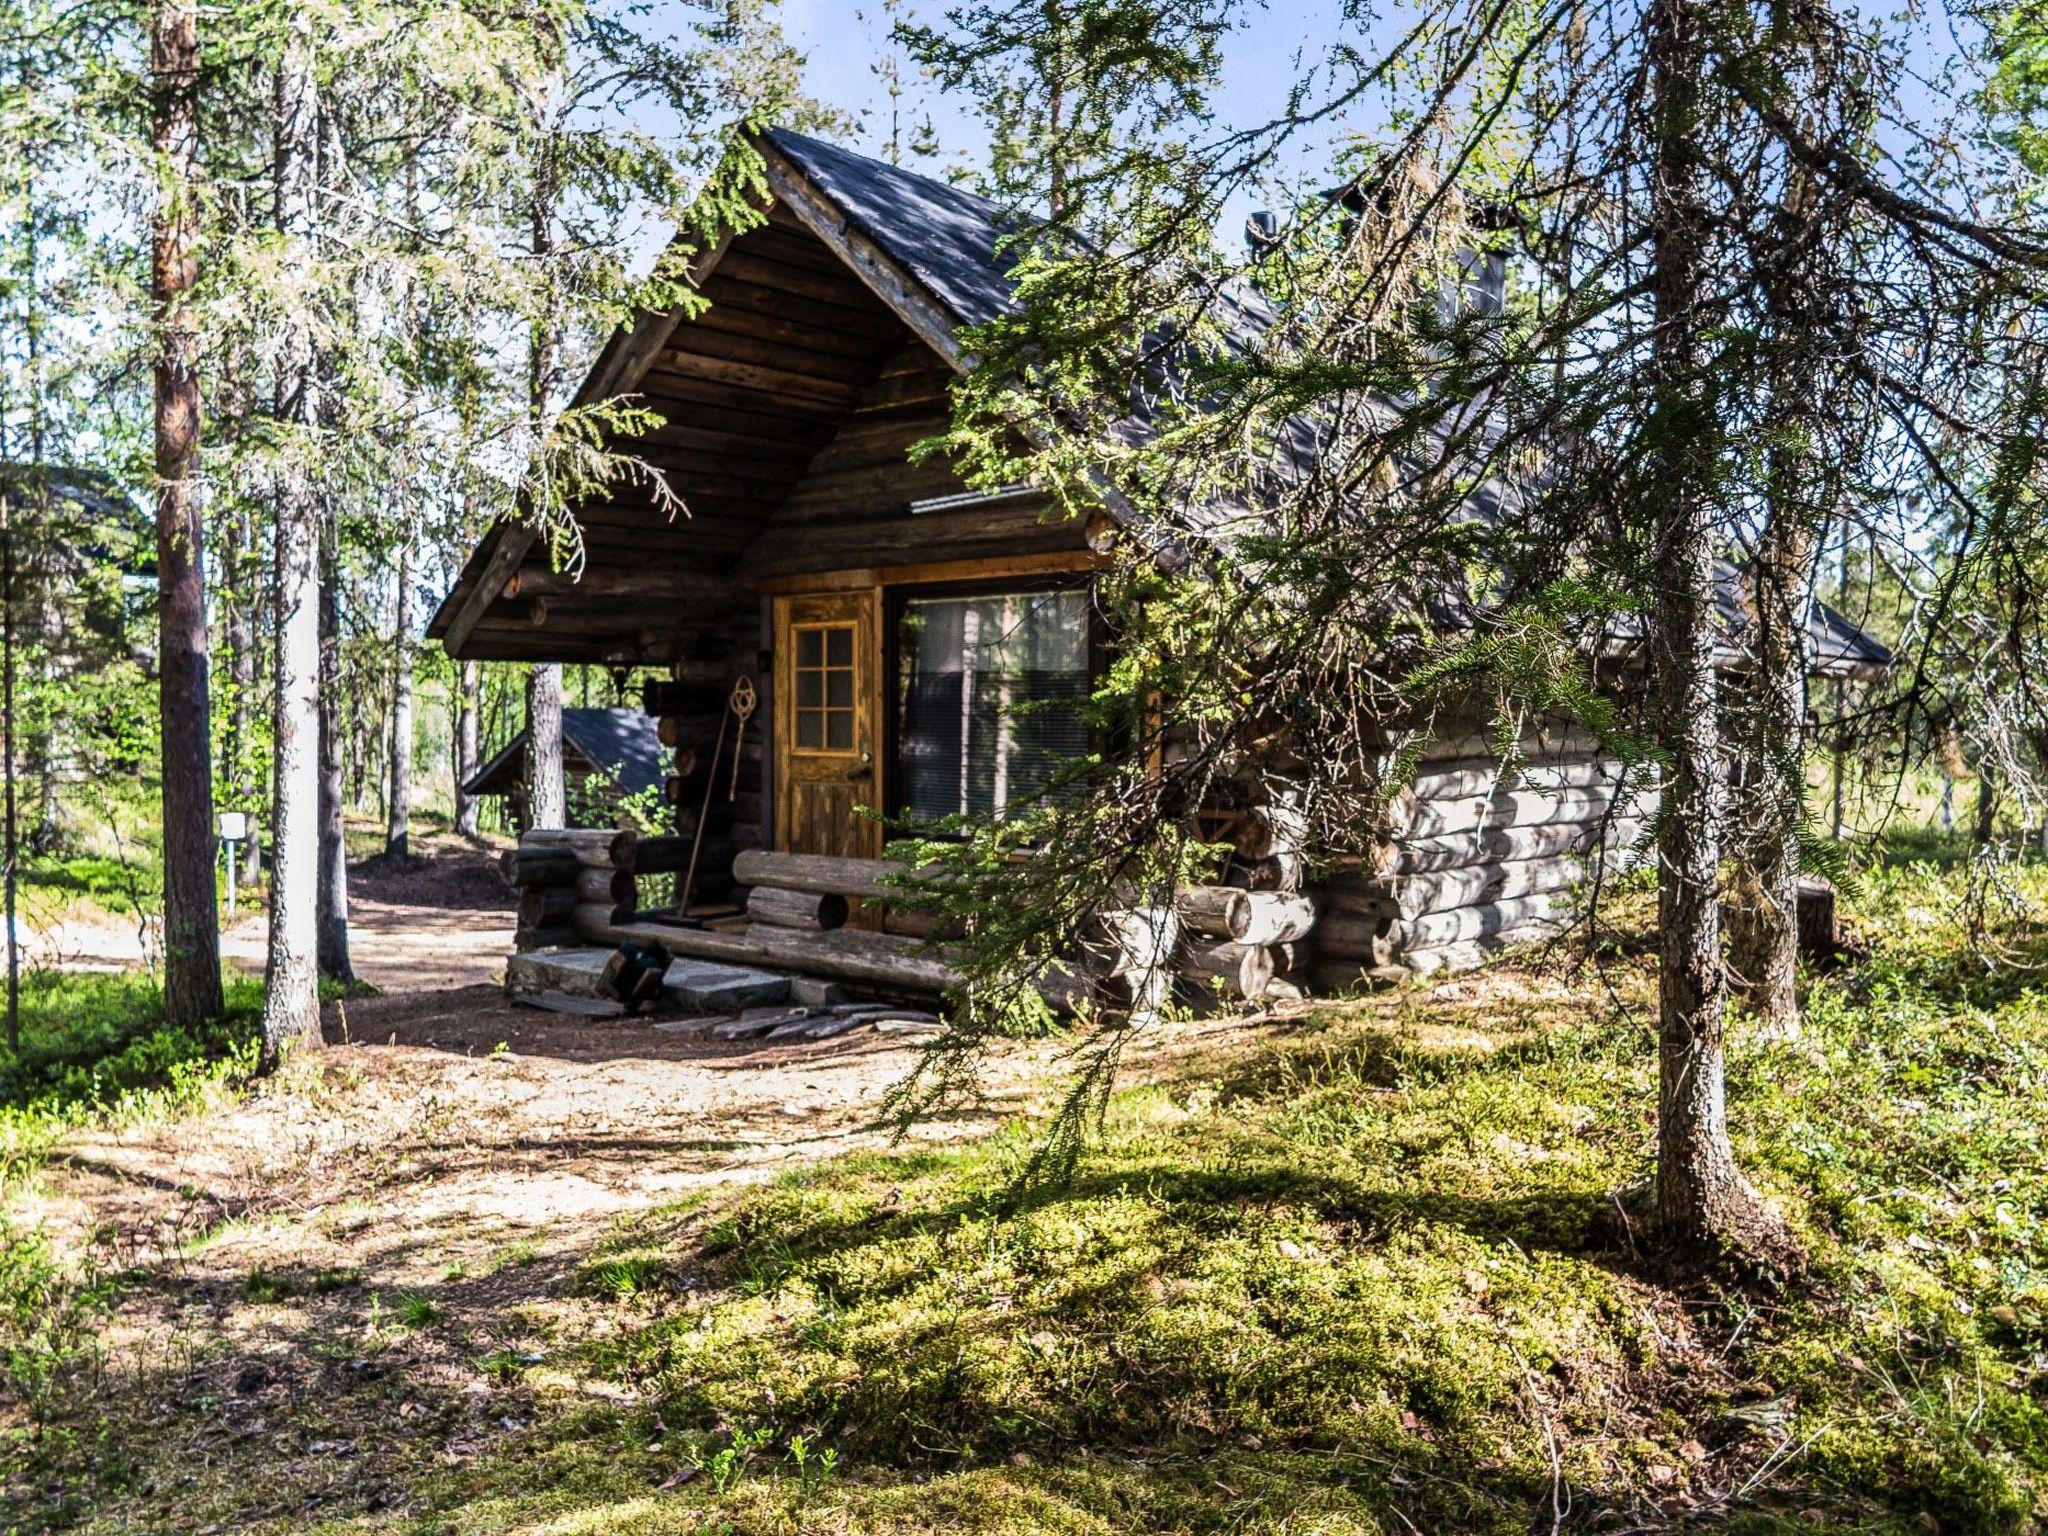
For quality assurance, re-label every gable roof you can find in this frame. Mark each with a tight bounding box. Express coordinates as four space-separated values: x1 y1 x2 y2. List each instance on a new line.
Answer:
462 708 668 801
764 129 1017 334
431 128 1891 680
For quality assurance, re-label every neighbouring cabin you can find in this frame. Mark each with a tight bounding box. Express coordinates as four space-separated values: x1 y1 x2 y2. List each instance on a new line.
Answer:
462 706 672 834
431 128 1889 1006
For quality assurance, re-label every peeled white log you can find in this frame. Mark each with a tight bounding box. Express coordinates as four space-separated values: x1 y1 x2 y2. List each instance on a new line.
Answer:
1237 892 1317 945
1401 918 1571 974
1406 754 1629 802
747 885 850 931
1374 816 1649 877
1322 852 1591 921
1393 891 1577 951
1389 784 1639 842
1105 909 1187 1015
1175 887 1316 944
731 849 915 903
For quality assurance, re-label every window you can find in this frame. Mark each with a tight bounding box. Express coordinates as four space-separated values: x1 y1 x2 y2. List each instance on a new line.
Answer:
793 623 855 750
895 587 1092 821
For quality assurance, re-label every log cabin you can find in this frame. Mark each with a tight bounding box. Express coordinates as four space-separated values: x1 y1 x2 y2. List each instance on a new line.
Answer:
430 128 1890 1001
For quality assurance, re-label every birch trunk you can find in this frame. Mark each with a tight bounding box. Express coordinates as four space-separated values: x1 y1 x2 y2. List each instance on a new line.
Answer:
385 545 413 859
260 19 323 1067
150 0 222 1029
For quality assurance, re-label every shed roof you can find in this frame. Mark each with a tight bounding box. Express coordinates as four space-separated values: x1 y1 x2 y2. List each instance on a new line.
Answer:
462 708 668 801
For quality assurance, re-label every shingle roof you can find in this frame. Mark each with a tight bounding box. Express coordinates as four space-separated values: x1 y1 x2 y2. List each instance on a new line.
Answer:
561 708 668 799
766 128 1019 332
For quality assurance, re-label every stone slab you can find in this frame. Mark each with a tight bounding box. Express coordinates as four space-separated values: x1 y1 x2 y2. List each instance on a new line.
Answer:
663 959 791 1014
505 948 616 1000
789 977 855 1008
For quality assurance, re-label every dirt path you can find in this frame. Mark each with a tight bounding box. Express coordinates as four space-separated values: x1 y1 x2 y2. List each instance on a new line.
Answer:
26 842 1067 1460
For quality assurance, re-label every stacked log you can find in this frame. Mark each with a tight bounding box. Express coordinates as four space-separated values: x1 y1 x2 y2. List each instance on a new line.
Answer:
1310 738 1655 986
1174 885 1317 1003
746 886 850 931
501 827 674 948
729 848 964 936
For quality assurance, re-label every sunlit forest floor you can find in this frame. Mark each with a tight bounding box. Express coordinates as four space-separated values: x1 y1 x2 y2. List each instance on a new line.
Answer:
5 846 2048 1533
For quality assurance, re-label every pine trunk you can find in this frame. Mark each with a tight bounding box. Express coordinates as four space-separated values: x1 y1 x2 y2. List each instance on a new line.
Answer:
1726 515 1813 1038
150 0 222 1030
526 663 565 830
259 23 324 1067
1725 131 1822 1039
1645 0 1761 1256
385 545 413 860
453 658 480 837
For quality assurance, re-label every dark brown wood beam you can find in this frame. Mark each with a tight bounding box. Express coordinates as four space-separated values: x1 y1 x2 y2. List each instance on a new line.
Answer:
757 140 966 372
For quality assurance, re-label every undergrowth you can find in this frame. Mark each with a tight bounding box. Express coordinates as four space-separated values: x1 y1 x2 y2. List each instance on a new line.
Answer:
10 853 2048 1533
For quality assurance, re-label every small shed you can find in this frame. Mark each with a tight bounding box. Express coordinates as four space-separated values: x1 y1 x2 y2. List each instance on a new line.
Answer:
464 707 670 831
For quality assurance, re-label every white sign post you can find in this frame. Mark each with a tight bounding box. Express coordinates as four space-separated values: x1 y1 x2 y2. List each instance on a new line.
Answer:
219 811 248 912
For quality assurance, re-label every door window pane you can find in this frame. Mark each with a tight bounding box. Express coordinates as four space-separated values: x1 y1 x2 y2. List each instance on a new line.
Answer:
896 588 1090 821
791 622 856 754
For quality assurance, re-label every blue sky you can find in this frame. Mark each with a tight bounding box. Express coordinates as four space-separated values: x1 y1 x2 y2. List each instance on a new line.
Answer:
766 0 1989 236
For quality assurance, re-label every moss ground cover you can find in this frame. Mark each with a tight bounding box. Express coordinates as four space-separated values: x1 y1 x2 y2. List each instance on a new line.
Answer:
7 851 2048 1533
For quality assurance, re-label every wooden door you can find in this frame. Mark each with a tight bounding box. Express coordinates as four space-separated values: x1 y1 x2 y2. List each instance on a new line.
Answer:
773 589 882 859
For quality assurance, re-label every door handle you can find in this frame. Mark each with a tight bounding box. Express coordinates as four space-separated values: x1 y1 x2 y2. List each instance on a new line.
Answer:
845 751 872 780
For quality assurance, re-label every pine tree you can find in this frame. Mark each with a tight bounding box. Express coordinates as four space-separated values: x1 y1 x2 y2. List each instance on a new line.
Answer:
149 0 222 1031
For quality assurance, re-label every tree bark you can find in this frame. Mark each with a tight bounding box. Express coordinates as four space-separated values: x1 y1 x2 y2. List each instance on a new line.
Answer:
150 0 222 1029
259 18 324 1068
525 663 565 830
315 511 353 983
384 544 413 859
453 657 480 837
227 508 263 886
1644 0 1771 1258
1725 55 1826 1040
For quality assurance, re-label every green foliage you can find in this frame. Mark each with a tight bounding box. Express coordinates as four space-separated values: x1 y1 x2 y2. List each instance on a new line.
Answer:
0 971 262 1121
509 859 2048 1530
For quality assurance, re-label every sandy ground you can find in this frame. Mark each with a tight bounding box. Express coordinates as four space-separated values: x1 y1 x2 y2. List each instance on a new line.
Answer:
24 836 516 993
27 836 1068 1381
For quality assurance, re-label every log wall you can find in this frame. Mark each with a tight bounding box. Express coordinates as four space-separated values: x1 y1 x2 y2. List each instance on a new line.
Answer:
1310 713 1657 985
